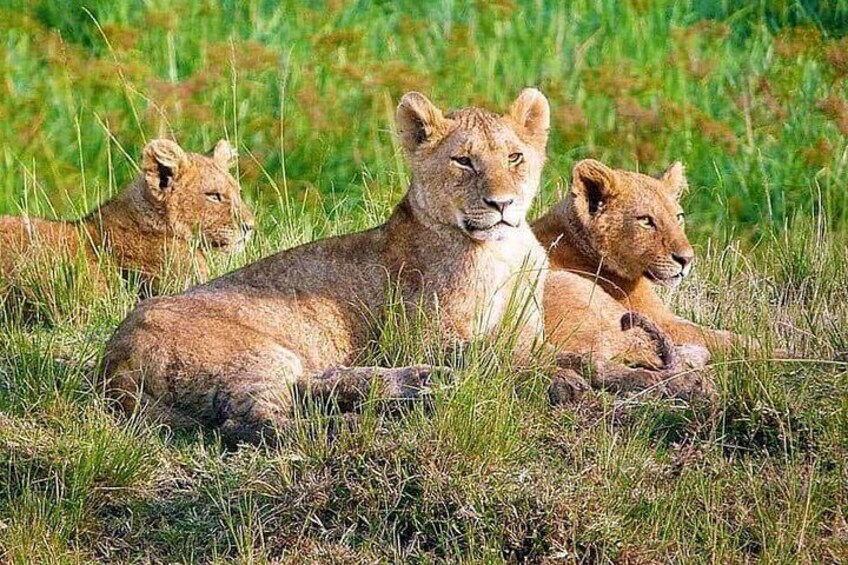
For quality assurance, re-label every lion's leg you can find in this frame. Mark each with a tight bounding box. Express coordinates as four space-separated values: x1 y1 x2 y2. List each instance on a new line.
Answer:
556 351 664 395
619 313 714 399
670 320 795 359
216 358 437 446
602 362 715 401
548 365 591 405
623 283 757 354
621 312 711 371
655 315 755 354
215 369 297 446
556 351 713 401
102 339 304 447
300 365 434 410
134 391 207 431
109 336 439 447
552 314 715 401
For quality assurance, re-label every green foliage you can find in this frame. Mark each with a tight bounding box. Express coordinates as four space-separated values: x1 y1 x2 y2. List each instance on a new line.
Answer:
1 0 847 238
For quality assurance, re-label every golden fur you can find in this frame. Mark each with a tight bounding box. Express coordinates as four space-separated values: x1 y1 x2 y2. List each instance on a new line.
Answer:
102 89 552 445
535 158 743 355
544 271 666 366
0 139 254 296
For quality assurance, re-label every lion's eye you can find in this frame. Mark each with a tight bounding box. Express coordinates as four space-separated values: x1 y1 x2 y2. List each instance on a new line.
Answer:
508 152 524 166
677 213 685 225
451 156 474 170
637 215 656 229
206 193 224 203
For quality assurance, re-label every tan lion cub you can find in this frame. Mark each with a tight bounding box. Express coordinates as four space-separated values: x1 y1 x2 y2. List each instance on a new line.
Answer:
103 89 551 445
535 159 750 362
0 139 254 297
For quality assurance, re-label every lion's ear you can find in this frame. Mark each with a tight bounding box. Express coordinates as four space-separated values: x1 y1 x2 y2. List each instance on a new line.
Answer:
396 92 449 151
211 139 238 170
143 139 187 198
508 88 550 147
571 159 617 216
659 161 688 200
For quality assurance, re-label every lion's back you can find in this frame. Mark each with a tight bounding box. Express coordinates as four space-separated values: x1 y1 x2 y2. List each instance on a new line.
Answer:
0 216 87 271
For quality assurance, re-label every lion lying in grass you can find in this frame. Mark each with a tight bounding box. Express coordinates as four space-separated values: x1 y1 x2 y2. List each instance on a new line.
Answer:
103 89 554 445
536 159 757 398
0 139 254 306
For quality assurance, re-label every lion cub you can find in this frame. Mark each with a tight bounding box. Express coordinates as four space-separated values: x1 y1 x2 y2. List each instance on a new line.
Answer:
0 139 254 298
103 89 551 445
535 158 748 360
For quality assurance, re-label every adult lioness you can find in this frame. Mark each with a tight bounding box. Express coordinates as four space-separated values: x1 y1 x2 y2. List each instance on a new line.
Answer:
103 89 552 445
0 139 254 297
535 158 746 356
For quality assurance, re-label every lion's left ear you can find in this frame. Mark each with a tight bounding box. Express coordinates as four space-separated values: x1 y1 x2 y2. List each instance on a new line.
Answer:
659 161 688 200
211 139 238 170
508 88 550 148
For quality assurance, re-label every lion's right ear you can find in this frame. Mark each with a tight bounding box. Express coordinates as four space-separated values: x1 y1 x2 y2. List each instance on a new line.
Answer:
659 161 688 200
211 139 238 170
571 159 617 216
396 92 448 151
143 139 188 198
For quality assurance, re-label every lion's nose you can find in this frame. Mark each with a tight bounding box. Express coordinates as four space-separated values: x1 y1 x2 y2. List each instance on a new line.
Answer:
482 196 515 214
672 251 694 270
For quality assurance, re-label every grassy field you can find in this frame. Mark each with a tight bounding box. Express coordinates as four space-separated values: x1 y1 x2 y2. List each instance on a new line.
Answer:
2 0 848 562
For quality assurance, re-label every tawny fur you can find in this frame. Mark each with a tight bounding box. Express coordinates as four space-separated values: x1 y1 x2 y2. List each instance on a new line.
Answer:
102 89 552 445
534 158 745 355
544 271 667 367
0 139 254 296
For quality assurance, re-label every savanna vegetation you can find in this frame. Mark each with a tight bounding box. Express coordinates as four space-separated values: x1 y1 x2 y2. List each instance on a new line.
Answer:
1 0 847 562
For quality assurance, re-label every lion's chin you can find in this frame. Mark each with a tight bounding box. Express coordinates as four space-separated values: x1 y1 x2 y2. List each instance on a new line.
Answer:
228 240 247 254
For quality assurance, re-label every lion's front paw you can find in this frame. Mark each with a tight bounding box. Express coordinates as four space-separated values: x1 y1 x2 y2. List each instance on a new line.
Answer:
548 368 591 405
592 362 716 402
676 344 711 369
381 364 441 400
660 366 716 402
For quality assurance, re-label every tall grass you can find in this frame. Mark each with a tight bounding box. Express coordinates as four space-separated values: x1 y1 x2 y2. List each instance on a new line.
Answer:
1 0 847 238
1 1 848 562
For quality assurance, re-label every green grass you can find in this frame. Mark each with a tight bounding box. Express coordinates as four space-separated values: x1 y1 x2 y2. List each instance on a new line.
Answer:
2 0 848 562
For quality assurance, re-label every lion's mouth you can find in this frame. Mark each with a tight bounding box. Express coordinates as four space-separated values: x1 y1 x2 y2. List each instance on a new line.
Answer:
462 218 519 241
644 268 686 288
209 231 251 252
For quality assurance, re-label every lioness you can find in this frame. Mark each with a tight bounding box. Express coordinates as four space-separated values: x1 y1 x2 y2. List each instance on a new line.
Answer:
103 89 552 445
534 158 746 358
0 139 254 297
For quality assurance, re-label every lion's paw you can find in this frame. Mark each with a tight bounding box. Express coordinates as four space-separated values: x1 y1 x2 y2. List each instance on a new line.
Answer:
676 344 711 369
548 368 591 405
381 364 441 400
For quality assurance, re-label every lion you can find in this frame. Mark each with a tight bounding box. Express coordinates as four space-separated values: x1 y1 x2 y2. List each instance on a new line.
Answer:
0 138 254 302
532 159 737 398
102 89 553 445
535 158 752 364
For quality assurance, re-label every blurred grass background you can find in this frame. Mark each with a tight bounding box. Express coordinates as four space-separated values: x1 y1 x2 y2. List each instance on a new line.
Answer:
2 0 847 242
2 1 848 562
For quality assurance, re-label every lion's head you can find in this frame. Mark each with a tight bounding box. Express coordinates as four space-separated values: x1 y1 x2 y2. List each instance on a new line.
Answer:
140 139 254 252
564 159 694 287
396 89 550 242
